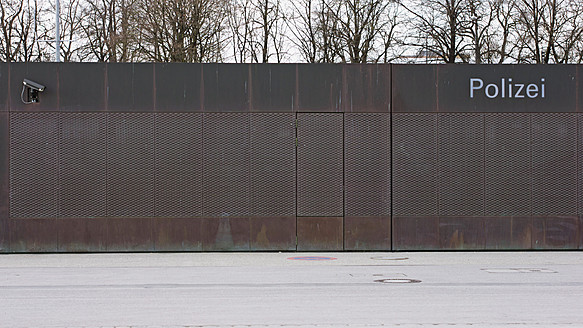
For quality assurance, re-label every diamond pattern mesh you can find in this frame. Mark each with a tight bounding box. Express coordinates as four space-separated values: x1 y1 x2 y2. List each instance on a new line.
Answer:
107 113 155 217
344 113 391 216
485 114 531 216
59 113 107 217
155 113 203 217
10 113 59 218
250 113 296 216
438 114 484 216
297 113 343 217
392 114 438 216
203 113 250 217
531 113 577 215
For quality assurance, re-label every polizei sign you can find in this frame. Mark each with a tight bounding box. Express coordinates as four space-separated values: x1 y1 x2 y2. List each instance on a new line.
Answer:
391 65 579 112
470 78 546 99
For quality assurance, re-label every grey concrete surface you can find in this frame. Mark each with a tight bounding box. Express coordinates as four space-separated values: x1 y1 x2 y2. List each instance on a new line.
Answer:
0 252 582 328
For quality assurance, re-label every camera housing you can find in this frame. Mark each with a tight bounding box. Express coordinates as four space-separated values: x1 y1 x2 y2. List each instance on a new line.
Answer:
22 79 45 103
23 79 46 92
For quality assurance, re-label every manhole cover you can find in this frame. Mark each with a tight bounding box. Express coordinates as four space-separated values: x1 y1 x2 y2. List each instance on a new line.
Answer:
287 256 337 261
482 268 557 273
370 256 409 261
375 278 421 284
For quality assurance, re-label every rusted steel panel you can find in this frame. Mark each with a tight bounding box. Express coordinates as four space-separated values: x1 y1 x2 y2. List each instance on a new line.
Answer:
108 63 155 112
10 218 57 252
485 114 531 216
297 217 343 251
60 63 106 112
107 218 153 251
9 63 59 112
251 64 296 112
10 113 59 218
107 113 155 217
532 114 577 215
297 64 342 112
533 216 579 249
392 114 438 216
0 63 8 111
250 216 296 251
57 218 107 252
154 63 201 112
203 113 250 217
202 217 250 251
155 113 203 217
344 64 391 113
392 65 437 113
579 115 583 216
438 114 484 216
344 216 391 251
203 64 249 112
0 112 9 251
437 65 576 113
297 113 343 217
484 217 532 250
344 113 390 216
250 113 295 216
153 218 203 251
59 113 107 218
392 217 439 250
439 217 486 250
579 65 582 112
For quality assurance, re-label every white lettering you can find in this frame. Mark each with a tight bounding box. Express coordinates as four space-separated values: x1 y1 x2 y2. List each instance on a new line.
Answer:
470 78 483 98
515 84 525 98
485 84 499 98
526 84 539 98
468 77 547 99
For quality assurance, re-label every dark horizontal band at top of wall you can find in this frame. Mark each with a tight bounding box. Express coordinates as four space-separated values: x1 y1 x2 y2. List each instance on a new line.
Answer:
0 63 391 113
2 63 581 113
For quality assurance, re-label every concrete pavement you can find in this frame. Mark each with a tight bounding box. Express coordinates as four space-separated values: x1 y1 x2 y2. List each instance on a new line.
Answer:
0 252 582 327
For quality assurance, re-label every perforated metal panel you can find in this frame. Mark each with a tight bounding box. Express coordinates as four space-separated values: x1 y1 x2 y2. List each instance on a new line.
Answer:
59 113 107 218
203 113 250 217
392 114 438 216
107 113 155 217
438 114 484 216
297 113 343 217
532 114 577 215
250 113 296 216
155 113 203 217
10 113 59 218
344 113 391 216
485 114 531 216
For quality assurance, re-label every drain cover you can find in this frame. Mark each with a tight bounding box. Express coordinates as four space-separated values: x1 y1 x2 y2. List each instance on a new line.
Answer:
370 256 409 261
375 278 421 284
287 256 337 261
482 268 557 273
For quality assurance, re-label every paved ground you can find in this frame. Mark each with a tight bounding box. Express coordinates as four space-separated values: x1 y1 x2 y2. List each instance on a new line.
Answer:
0 252 582 328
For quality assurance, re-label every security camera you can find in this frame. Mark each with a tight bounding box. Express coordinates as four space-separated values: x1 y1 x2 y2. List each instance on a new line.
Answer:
23 79 45 92
21 79 45 104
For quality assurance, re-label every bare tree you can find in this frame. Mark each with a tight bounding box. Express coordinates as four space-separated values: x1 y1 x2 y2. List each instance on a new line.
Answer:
402 0 470 63
1 0 48 62
287 0 343 63
327 0 394 63
460 0 496 63
138 0 228 62
81 0 139 62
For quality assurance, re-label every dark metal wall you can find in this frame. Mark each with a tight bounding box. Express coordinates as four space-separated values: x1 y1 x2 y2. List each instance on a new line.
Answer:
0 63 581 252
